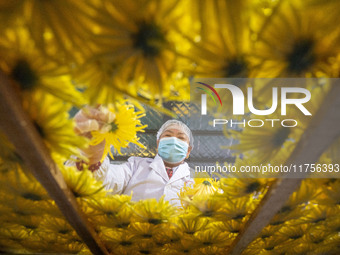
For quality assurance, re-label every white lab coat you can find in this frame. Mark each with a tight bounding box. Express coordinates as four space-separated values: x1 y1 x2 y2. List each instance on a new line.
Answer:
93 154 193 206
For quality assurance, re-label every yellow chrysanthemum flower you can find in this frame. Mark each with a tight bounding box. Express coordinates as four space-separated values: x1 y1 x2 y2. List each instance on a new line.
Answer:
179 178 218 207
90 104 147 161
22 91 87 163
0 26 86 106
1 169 48 200
73 0 193 104
259 235 289 254
60 165 106 200
173 214 210 237
0 224 28 251
193 229 232 248
214 196 255 222
85 195 133 229
165 239 200 255
321 232 340 254
277 224 309 241
38 217 80 242
1 219 41 238
100 228 138 253
132 241 162 255
214 219 245 236
184 0 254 79
258 225 281 240
302 227 333 248
0 170 59 217
128 222 162 241
196 246 227 255
253 0 340 78
218 162 272 198
132 197 175 225
269 206 306 226
15 0 99 63
298 204 340 225
22 237 85 255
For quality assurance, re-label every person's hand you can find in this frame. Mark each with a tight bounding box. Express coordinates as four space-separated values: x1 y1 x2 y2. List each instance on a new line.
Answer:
74 105 115 164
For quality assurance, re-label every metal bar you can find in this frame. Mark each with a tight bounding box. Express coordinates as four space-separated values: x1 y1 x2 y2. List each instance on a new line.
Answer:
0 71 109 255
229 81 340 255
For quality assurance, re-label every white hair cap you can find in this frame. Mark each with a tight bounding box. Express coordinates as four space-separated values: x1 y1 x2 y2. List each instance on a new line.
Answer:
156 119 194 148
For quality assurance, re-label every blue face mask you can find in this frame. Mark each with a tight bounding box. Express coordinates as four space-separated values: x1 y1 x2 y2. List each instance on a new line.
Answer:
158 137 189 164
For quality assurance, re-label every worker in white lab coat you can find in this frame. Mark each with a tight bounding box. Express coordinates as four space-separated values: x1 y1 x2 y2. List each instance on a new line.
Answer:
74 107 194 206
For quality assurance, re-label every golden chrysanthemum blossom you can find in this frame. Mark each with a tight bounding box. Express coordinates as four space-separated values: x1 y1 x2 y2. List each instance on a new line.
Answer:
86 194 132 215
195 246 227 255
3 174 50 204
22 91 87 163
0 170 59 217
16 0 99 63
214 219 244 236
38 217 80 243
100 228 138 253
153 224 183 247
132 241 162 255
132 197 175 225
73 0 192 105
165 239 200 255
90 104 147 161
0 224 29 251
257 225 281 240
183 1 258 119
184 194 226 219
298 204 340 225
1 193 52 217
0 26 86 106
302 227 333 248
277 224 309 241
60 165 106 200
254 235 288 254
214 196 256 222
253 0 340 78
193 229 232 248
184 0 254 79
0 217 41 237
219 177 270 199
179 178 218 207
85 195 133 229
128 222 162 241
325 217 340 236
22 239 85 255
173 214 210 237
218 158 274 197
269 206 306 226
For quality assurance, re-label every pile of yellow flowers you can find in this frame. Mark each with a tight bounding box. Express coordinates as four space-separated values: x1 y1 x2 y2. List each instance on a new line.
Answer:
1 163 340 254
0 0 340 254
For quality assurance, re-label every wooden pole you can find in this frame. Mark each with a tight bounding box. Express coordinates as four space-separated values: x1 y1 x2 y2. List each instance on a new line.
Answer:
229 81 340 255
0 71 109 255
